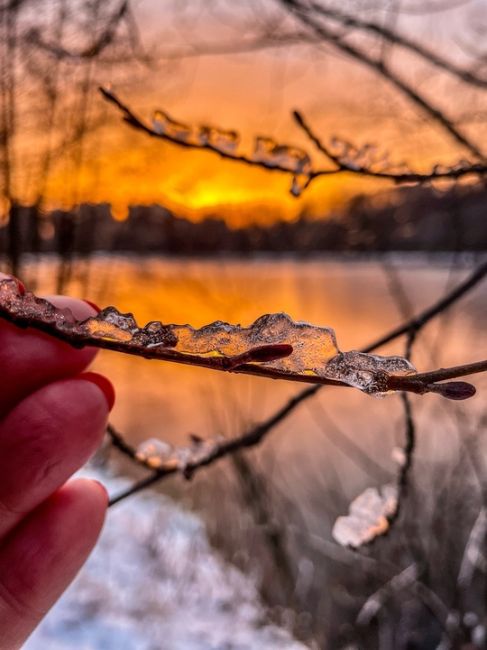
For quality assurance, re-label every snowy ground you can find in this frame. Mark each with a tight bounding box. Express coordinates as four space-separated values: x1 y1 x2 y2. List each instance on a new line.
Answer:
26 469 307 650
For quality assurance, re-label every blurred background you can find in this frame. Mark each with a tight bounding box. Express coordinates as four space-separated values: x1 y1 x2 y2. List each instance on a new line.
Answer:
1 1 487 648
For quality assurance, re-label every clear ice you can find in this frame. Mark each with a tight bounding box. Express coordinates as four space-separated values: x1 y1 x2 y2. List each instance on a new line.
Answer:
252 137 311 174
0 279 417 394
152 109 192 143
290 174 310 197
332 484 398 548
198 124 240 154
136 435 220 471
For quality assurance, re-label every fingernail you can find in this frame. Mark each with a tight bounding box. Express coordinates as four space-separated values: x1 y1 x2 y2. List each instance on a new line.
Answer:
91 479 109 503
80 372 116 411
83 299 100 313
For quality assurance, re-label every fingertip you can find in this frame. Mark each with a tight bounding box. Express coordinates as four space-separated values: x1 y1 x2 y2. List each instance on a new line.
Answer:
64 477 109 513
0 477 109 647
79 372 116 411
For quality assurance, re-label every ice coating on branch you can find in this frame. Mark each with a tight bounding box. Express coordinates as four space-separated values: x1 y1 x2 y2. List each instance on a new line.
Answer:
86 307 178 347
324 351 415 392
152 110 192 143
172 312 344 376
290 173 310 197
136 435 221 472
0 278 418 393
252 137 312 174
198 124 240 153
332 484 398 548
136 438 176 469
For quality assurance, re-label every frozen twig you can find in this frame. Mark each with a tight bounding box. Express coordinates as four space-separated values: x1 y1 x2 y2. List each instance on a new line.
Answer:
107 260 487 505
100 87 487 197
0 278 482 399
293 110 487 185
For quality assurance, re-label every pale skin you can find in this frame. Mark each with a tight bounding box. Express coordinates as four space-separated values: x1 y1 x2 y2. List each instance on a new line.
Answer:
0 273 114 648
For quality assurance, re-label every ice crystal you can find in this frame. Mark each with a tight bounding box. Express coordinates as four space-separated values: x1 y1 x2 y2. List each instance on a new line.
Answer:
252 137 311 174
198 124 240 153
136 438 176 469
290 174 310 197
332 484 398 548
0 278 418 394
324 351 415 392
152 109 192 142
136 435 221 472
173 312 340 376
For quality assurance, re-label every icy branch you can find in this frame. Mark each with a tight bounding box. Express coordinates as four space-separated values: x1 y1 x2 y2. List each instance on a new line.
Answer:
100 88 487 197
1 278 483 400
107 260 487 506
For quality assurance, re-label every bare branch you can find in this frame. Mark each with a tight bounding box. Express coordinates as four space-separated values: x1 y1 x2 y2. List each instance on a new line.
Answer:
25 0 130 61
458 507 487 588
357 563 419 626
305 1 487 88
279 0 486 159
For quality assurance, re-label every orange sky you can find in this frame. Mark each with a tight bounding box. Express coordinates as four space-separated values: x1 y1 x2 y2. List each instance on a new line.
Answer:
12 0 487 226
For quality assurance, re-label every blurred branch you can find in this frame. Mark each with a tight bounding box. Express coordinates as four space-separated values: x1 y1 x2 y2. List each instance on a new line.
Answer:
279 0 486 159
156 30 318 60
356 563 420 626
388 392 416 527
308 399 393 482
25 0 130 60
293 110 487 185
108 260 487 506
100 87 487 197
304 2 487 88
457 507 487 588
357 563 452 636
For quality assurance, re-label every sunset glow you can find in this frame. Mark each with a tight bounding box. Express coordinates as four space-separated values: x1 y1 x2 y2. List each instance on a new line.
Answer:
7 0 486 226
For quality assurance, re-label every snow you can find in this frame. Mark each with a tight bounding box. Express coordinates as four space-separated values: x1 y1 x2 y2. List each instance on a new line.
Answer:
26 469 307 650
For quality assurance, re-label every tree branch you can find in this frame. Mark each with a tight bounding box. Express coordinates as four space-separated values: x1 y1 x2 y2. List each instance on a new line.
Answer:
306 1 487 89
107 259 487 505
279 0 485 160
100 87 487 197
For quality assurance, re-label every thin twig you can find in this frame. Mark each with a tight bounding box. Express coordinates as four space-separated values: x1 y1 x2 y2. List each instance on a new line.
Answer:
306 2 487 89
293 110 487 184
389 392 416 527
280 0 485 159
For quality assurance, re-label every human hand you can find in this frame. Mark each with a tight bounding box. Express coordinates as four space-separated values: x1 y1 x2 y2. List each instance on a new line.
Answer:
0 274 114 648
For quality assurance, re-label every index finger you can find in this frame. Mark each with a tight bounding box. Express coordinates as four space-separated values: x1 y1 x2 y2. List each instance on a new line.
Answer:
0 274 99 418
